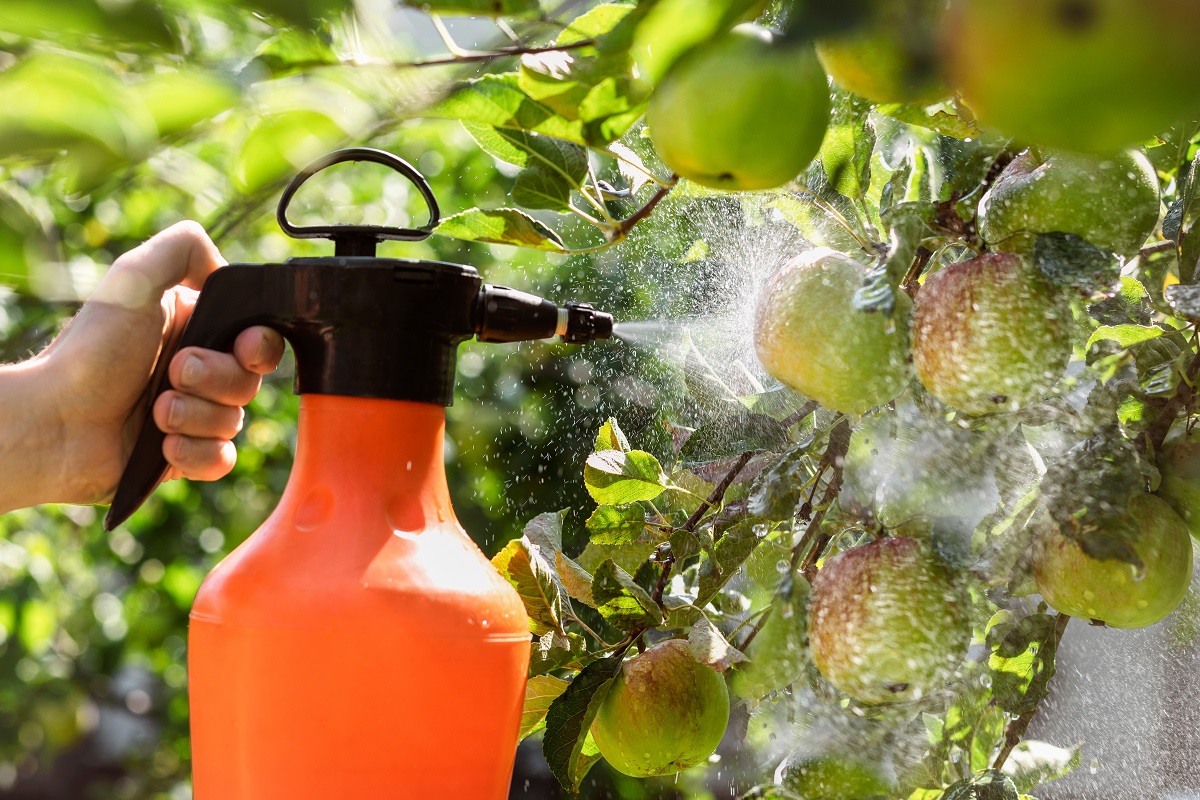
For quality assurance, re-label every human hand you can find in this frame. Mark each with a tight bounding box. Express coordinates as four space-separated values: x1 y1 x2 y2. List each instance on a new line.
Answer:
11 221 284 509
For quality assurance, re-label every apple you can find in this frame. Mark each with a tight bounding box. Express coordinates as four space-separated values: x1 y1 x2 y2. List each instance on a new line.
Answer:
816 0 949 106
978 148 1160 260
808 537 968 704
783 754 893 800
591 638 730 777
1033 493 1193 628
911 253 1069 415
942 0 1200 153
646 24 830 191
755 248 911 415
1157 427 1200 539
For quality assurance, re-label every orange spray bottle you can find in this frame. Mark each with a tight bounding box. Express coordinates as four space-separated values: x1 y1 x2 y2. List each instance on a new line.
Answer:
103 148 614 798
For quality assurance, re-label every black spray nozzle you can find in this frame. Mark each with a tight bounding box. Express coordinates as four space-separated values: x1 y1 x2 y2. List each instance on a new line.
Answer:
560 302 614 344
475 285 614 345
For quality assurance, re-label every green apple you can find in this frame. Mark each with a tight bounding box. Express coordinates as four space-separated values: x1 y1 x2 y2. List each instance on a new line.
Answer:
784 755 893 800
808 537 968 704
647 25 830 191
1158 427 1200 539
1033 493 1193 628
978 148 1159 260
911 253 1069 415
816 0 949 105
942 0 1200 153
591 639 730 777
755 248 911 414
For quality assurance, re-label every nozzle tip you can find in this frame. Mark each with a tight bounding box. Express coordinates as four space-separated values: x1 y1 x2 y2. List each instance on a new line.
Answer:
561 302 614 344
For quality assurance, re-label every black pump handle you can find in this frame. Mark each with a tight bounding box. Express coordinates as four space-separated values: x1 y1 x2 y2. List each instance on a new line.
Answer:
277 147 441 256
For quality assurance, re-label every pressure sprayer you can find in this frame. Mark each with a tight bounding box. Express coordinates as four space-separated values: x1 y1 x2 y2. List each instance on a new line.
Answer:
102 148 614 798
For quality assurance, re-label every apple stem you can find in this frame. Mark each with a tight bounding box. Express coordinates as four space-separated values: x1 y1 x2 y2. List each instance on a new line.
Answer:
992 612 1071 770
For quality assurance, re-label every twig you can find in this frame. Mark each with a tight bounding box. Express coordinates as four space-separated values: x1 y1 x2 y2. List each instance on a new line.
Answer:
992 613 1071 770
780 400 820 430
739 419 850 652
900 246 934 298
681 451 755 534
650 543 675 608
795 418 852 578
610 452 757 658
609 177 678 240
273 38 599 75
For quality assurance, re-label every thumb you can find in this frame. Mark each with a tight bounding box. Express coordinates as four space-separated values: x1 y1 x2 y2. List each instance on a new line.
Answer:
89 221 225 315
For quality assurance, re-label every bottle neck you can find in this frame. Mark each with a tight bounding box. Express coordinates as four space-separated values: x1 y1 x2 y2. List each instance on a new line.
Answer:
288 394 453 529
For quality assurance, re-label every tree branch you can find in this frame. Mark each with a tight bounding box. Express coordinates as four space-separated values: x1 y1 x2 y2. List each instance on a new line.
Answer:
739 419 850 653
992 613 1071 770
681 450 755 534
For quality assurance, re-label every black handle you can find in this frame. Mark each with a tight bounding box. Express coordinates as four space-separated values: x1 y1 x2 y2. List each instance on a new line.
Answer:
277 147 441 257
105 266 286 531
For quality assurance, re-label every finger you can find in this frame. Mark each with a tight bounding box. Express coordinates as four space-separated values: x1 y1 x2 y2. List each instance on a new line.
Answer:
163 434 237 482
154 391 245 440
90 221 225 315
170 346 262 406
233 326 285 374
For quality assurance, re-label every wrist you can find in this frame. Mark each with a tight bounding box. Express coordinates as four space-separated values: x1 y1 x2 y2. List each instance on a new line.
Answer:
0 356 66 513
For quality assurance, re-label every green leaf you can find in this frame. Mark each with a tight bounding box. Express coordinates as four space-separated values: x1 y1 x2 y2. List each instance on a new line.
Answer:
398 0 539 15
245 30 339 78
0 54 155 177
876 102 981 140
0 0 177 48
512 167 576 211
989 613 1059 715
134 70 240 138
518 3 647 144
0 186 56 295
524 510 567 557
679 413 789 466
529 631 589 677
431 74 590 147
688 616 747 672
820 90 874 203
591 559 663 630
586 504 647 545
543 654 624 792
491 537 566 636
435 208 565 251
942 770 1019 800
555 552 596 608
463 122 588 182
748 437 820 519
595 418 631 452
1033 232 1121 297
1086 324 1166 351
520 675 570 740
1164 283 1200 322
630 0 765 85
234 109 348 194
584 450 667 505
697 521 763 605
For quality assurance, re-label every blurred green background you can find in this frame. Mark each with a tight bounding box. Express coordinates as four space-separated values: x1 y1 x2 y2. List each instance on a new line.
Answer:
0 1 745 797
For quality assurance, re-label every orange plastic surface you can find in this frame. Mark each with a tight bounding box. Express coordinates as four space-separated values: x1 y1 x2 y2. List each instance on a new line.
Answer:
188 395 530 798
